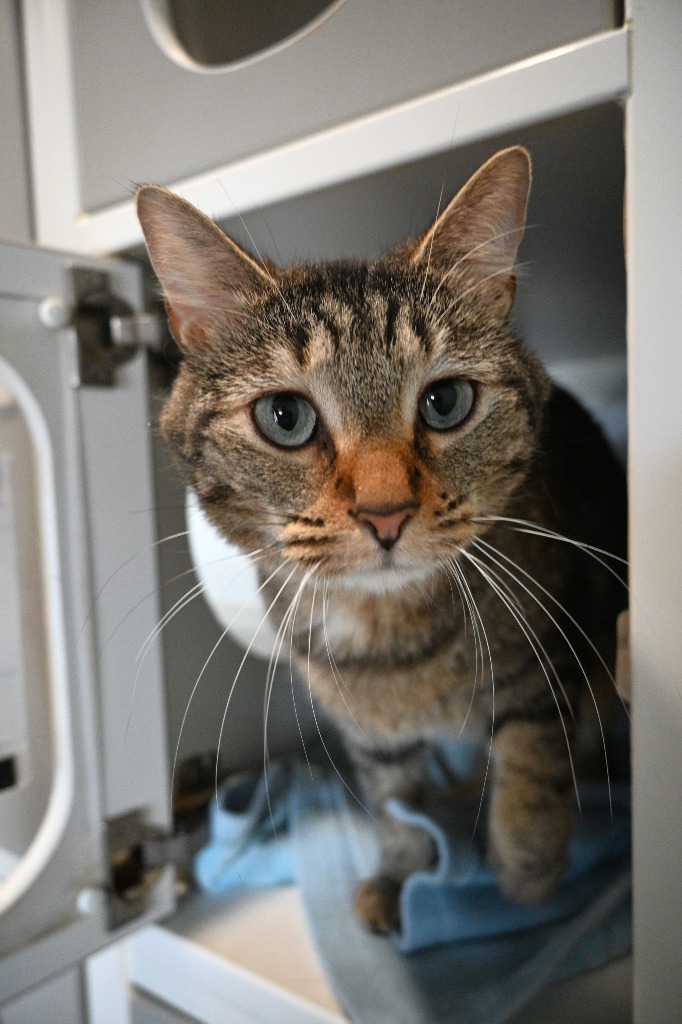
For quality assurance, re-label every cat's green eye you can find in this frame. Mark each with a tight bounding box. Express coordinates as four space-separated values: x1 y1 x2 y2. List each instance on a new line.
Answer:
418 378 475 431
253 392 317 448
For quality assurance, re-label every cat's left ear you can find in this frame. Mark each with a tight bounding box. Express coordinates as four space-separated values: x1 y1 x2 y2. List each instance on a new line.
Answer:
412 146 531 318
136 185 272 354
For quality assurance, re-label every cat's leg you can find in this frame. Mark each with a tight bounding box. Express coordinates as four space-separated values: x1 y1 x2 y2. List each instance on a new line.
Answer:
345 738 435 934
487 718 575 904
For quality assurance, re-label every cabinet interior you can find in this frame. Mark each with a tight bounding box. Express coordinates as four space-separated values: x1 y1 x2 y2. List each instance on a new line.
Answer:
146 101 627 777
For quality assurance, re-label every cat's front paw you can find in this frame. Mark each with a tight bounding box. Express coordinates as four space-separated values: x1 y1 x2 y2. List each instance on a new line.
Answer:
488 841 568 905
354 875 402 934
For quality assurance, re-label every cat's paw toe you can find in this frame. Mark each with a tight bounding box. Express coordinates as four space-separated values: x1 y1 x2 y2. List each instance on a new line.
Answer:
354 875 402 934
490 851 567 905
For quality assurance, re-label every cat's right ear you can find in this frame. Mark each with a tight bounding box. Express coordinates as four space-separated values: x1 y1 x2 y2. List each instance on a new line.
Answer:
136 185 271 354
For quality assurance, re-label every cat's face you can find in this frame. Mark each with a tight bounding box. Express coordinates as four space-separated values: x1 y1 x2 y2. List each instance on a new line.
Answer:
138 148 549 594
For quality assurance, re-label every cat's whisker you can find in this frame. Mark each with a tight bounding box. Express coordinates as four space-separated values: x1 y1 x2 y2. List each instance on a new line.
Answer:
446 556 497 838
438 557 467 635
125 549 273 741
412 573 434 611
457 546 581 813
460 545 576 717
441 558 483 721
473 515 629 584
77 529 192 640
262 566 316 834
166 559 292 813
464 546 577 717
474 536 629 718
212 562 300 802
471 538 615 812
103 555 229 664
321 578 366 735
135 547 270 667
306 577 373 818
288 571 316 780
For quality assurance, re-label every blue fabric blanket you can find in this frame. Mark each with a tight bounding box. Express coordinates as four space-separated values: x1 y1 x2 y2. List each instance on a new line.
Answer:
195 755 631 1023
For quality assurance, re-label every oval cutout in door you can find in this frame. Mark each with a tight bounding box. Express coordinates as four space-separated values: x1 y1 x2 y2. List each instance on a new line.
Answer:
143 0 345 72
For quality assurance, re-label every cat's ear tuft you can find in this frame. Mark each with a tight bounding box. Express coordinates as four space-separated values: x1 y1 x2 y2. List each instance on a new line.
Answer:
412 147 531 318
136 185 271 354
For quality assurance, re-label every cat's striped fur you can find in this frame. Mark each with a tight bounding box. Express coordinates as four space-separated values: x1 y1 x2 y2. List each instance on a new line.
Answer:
137 148 626 932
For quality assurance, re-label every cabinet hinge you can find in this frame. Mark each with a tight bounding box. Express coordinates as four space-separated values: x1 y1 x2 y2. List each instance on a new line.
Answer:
104 803 208 930
104 809 169 929
69 267 168 387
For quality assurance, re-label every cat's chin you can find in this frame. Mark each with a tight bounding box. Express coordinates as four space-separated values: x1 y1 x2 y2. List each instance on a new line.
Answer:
334 563 435 596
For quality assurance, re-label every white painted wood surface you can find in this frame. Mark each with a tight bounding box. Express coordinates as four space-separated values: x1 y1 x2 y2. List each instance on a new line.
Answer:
22 21 628 254
625 0 682 1020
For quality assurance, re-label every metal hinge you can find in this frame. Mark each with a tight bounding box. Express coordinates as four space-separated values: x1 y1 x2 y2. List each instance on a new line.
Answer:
103 799 210 929
72 267 168 386
104 809 172 929
38 267 169 387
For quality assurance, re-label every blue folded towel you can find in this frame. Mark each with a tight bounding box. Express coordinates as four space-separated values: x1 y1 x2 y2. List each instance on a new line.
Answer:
391 782 630 953
194 761 294 892
194 751 631 1023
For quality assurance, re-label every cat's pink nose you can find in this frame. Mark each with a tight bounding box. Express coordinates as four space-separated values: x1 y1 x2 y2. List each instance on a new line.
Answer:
356 504 416 551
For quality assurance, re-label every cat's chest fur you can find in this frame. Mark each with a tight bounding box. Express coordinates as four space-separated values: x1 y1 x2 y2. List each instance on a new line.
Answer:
287 575 488 740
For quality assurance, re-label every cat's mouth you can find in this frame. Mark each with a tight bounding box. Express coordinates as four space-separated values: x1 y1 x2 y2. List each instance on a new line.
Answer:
336 559 436 595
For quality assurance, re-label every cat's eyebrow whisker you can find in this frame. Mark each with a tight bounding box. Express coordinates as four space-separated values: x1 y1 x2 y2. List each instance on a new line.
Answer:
431 261 527 335
216 179 297 322
418 179 446 304
163 290 263 325
424 224 535 318
457 545 581 814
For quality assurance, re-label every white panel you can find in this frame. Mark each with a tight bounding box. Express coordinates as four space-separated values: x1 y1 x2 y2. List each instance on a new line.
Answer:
23 20 629 254
0 454 30 797
126 924 343 1024
0 241 173 1000
85 943 134 1024
0 967 84 1024
626 0 682 1020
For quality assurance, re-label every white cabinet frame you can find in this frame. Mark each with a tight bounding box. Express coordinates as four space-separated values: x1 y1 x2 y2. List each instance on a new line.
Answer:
14 0 682 1020
22 13 629 255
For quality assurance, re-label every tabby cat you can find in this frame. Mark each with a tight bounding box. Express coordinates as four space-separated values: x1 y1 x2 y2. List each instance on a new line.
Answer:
137 148 626 933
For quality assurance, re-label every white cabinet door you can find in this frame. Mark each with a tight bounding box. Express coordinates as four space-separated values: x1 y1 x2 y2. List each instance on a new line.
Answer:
0 241 173 1003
